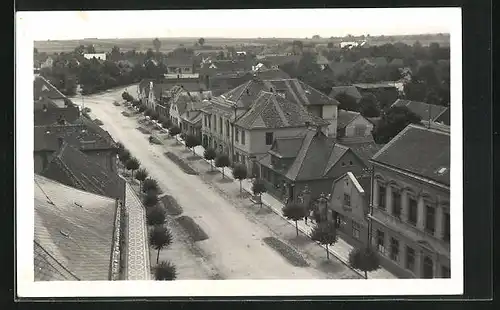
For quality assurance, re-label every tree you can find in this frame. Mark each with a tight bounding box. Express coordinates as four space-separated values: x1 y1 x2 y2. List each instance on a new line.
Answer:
155 260 177 280
310 221 338 260
146 205 166 226
292 40 304 54
135 168 149 192
252 178 267 209
232 164 248 193
335 92 359 112
327 42 334 49
142 190 159 207
203 148 217 171
143 177 160 194
198 38 205 46
118 149 131 164
125 157 140 178
86 44 96 54
169 126 181 141
348 246 381 279
372 106 422 144
185 134 201 155
111 45 121 61
149 226 173 264
153 38 162 53
138 105 146 113
122 91 134 102
359 94 381 117
146 48 155 60
162 119 172 129
215 154 231 179
282 202 308 236
144 109 152 117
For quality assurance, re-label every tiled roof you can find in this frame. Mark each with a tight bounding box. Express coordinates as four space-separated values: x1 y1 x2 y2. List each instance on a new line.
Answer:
34 76 67 100
337 110 361 128
328 86 363 102
341 141 383 166
280 129 352 181
235 91 329 130
391 99 449 123
434 108 450 125
201 59 252 74
41 142 126 201
271 136 306 158
253 68 291 80
140 79 207 99
366 57 388 67
353 82 397 89
261 55 302 66
166 56 194 67
221 78 339 109
34 97 60 111
34 174 118 281
371 124 450 186
34 117 116 152
34 106 80 126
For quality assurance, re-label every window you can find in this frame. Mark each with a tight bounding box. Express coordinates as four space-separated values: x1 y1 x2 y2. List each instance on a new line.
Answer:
235 153 240 162
376 230 385 254
336 214 346 229
390 237 400 262
241 130 246 145
265 132 274 145
441 266 450 278
226 121 230 137
405 246 415 271
392 190 401 219
349 160 353 165
235 128 239 142
344 193 351 206
444 212 450 242
219 117 223 134
423 256 434 278
184 67 190 72
425 205 436 235
378 184 386 210
241 156 246 165
352 221 360 239
354 125 366 136
408 197 418 226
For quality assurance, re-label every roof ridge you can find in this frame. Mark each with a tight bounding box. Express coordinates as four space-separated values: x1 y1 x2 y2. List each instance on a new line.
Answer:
371 124 415 162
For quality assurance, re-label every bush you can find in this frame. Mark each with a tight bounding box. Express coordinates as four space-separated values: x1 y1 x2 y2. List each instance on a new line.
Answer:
143 191 159 207
143 178 160 194
203 148 217 171
311 222 338 260
185 134 201 153
252 178 267 209
155 261 177 280
118 149 131 163
162 119 172 129
113 101 121 106
175 216 209 242
215 154 231 179
348 247 381 279
146 205 166 226
160 195 183 216
282 203 308 236
149 226 173 264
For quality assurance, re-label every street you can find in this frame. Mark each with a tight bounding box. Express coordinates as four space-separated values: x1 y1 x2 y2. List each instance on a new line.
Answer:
74 85 329 279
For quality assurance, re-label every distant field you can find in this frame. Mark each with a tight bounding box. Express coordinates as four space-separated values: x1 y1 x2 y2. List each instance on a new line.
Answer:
34 35 450 54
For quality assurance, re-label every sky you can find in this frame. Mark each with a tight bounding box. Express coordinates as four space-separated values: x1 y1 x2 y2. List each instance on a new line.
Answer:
17 8 460 40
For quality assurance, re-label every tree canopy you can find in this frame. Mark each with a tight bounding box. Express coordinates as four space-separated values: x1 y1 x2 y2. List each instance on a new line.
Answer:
372 106 422 144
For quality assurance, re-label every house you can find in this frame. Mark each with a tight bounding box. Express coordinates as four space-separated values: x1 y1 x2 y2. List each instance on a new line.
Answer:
258 55 302 69
340 42 359 49
328 86 363 104
34 105 81 126
366 57 389 67
325 172 372 248
40 140 126 202
200 77 340 175
353 82 400 110
84 53 107 61
258 128 366 202
391 99 450 125
316 55 330 70
179 99 206 141
38 56 54 69
34 116 118 175
166 56 195 75
199 59 253 85
336 110 375 143
34 174 124 281
34 76 73 109
369 124 450 278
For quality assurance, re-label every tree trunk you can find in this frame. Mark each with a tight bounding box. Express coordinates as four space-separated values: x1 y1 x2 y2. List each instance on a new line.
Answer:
131 170 134 179
222 168 225 179
210 160 213 171
365 270 368 279
326 244 329 260
259 195 263 209
239 180 242 193
157 248 160 264
295 221 299 236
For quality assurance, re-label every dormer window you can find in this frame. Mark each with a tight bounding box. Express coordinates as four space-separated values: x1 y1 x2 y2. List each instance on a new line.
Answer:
436 167 448 175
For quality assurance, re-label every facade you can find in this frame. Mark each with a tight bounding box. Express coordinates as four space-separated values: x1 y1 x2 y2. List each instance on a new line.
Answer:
34 174 124 281
326 172 371 248
84 53 107 61
258 128 366 203
166 57 195 75
369 124 450 279
200 77 338 176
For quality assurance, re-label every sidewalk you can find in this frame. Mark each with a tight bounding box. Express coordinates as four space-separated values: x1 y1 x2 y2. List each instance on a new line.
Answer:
152 124 397 279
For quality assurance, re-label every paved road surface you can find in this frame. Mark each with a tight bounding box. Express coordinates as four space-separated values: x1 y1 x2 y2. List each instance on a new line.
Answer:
75 86 327 279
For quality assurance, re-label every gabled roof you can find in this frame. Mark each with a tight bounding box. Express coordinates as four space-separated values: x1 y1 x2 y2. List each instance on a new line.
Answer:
391 99 449 123
328 85 363 102
353 82 398 90
41 142 126 201
337 110 362 128
221 78 339 109
34 76 70 102
316 55 330 65
371 124 450 186
201 59 252 73
261 55 302 66
235 91 329 130
166 56 194 67
333 172 371 199
270 136 305 158
341 141 383 166
34 174 118 281
275 129 353 181
34 117 117 152
34 106 80 126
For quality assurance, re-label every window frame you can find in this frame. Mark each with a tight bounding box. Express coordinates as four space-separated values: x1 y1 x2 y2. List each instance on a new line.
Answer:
352 221 360 239
376 230 386 254
378 183 386 210
390 237 400 262
425 204 436 235
344 193 351 206
265 132 274 145
392 189 402 219
405 246 415 271
408 196 418 226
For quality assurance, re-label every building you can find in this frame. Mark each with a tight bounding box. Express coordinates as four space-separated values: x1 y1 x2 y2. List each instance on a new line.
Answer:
169 91 208 140
336 110 374 143
34 116 118 175
83 53 107 61
316 55 330 71
369 124 450 278
199 59 253 87
258 128 366 202
328 61 356 78
326 172 372 248
34 75 73 109
391 99 450 126
200 77 340 175
34 174 124 281
166 56 195 75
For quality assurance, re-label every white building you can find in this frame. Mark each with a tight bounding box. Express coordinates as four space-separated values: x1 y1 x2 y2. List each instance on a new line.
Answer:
84 53 107 61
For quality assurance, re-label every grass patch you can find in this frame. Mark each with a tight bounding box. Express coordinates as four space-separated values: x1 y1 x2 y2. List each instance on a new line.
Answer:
176 216 209 242
262 237 309 267
164 152 199 175
150 136 163 145
113 101 121 106
93 119 104 126
160 195 183 216
136 127 151 135
121 111 131 117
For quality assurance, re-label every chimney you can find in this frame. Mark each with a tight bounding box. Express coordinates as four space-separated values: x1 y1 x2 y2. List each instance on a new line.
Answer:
305 121 311 127
57 137 64 148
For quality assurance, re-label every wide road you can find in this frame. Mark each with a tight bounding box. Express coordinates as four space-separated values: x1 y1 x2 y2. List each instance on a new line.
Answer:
75 85 326 279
